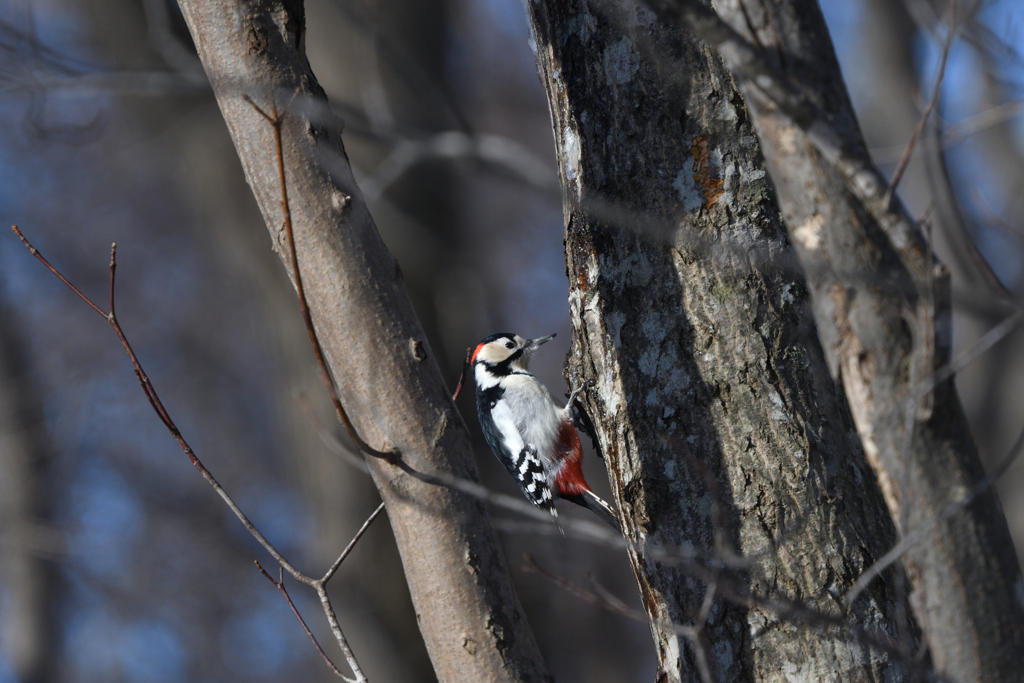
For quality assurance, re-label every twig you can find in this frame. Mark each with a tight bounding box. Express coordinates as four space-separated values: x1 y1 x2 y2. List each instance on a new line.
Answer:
969 186 1024 267
908 308 1024 410
298 384 587 538
869 100 1024 163
12 223 374 681
451 346 473 401
584 574 636 615
942 99 1024 146
520 561 699 683
256 563 355 682
257 503 384 681
308 403 954 683
523 554 663 624
11 225 309 583
887 304 1023 535
305 410 614 534
356 26 395 136
321 0 473 135
308 504 387 683
262 503 384 683
244 96 416 681
516 518 947 681
696 582 716 626
923 131 1012 300
675 441 734 561
316 582 363 681
322 502 386 584
242 94 394 462
884 1 957 206
536 562 718 683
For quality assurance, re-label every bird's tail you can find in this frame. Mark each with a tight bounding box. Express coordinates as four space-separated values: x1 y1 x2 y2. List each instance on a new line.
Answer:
547 504 565 537
580 490 620 531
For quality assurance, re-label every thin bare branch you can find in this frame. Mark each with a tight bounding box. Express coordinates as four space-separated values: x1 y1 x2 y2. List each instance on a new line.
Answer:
308 411 615 533
529 559 719 683
942 98 1024 146
884 1 957 206
11 225 314 586
451 346 473 401
909 308 1024 410
322 502 386 584
696 583 717 627
329 0 472 133
869 99 1024 163
528 557 729 683
17 219 382 678
523 554 669 624
256 499 383 683
11 226 106 317
255 563 356 682
0 17 207 99
242 95 394 462
513 520 948 681
316 583 367 683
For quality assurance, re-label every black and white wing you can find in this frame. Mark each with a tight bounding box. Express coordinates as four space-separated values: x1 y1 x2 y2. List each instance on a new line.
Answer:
483 398 557 519
510 444 555 514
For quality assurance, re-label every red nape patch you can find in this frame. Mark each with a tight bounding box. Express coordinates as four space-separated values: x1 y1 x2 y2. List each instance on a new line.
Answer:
553 420 590 497
470 343 486 364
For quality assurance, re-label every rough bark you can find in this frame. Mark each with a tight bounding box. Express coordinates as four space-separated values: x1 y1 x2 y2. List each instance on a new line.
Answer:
703 2 1024 680
525 2 916 681
175 2 551 681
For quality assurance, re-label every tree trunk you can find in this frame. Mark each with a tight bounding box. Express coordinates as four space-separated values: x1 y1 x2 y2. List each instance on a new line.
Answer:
0 300 57 683
175 2 551 681
525 2 916 681
703 2 1024 680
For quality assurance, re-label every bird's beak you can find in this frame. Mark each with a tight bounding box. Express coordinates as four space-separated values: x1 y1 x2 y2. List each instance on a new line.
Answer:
525 334 556 355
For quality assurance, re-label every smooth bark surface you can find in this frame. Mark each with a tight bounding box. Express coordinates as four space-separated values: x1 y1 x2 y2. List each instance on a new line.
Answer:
175 2 551 681
526 2 915 680
704 2 1024 680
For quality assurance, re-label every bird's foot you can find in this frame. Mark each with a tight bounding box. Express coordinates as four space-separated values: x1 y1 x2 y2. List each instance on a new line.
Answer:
566 374 593 406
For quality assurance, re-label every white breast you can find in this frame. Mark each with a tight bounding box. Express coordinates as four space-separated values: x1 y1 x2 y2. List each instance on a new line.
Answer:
501 373 562 468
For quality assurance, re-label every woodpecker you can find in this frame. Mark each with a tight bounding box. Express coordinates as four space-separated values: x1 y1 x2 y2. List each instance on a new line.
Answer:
470 332 619 529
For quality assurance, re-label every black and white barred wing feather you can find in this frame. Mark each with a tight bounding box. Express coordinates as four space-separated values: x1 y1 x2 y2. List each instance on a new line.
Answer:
489 401 557 518
512 445 554 513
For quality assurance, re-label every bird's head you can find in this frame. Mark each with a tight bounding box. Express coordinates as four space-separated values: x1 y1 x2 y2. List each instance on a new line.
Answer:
471 332 555 372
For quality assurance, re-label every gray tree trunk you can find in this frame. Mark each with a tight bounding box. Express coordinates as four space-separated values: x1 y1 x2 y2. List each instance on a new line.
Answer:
525 2 917 681
175 2 551 681
704 2 1024 681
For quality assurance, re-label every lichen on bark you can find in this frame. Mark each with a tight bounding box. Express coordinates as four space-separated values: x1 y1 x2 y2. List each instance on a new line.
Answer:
526 2 917 680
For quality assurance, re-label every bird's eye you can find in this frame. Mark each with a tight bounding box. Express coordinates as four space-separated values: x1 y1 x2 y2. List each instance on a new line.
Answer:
505 341 515 349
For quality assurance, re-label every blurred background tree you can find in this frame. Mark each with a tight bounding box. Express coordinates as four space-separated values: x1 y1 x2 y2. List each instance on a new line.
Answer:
0 0 1021 681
